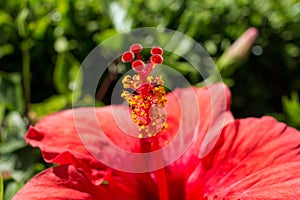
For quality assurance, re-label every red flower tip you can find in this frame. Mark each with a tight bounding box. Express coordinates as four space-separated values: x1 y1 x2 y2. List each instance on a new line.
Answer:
121 44 164 75
121 51 135 63
130 43 143 53
151 46 163 55
150 54 163 64
131 60 145 72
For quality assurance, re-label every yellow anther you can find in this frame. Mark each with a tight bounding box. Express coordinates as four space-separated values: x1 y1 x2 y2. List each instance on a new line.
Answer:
140 111 146 116
163 123 168 130
147 76 154 82
121 71 167 138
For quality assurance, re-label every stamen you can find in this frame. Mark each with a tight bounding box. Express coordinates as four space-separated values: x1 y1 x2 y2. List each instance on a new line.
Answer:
120 43 167 138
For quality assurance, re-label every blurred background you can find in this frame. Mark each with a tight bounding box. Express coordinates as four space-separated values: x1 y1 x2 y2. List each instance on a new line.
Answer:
0 0 299 198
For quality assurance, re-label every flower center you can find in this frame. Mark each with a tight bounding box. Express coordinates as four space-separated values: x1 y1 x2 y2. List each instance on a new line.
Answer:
121 43 168 138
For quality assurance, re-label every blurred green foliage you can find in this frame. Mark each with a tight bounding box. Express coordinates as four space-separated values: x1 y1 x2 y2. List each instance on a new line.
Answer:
273 92 300 130
0 0 300 198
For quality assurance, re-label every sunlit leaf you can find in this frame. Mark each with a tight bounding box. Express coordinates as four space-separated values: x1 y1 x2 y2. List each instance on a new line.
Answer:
0 11 12 25
108 1 132 32
31 15 51 39
0 140 26 154
16 8 29 38
53 52 82 98
93 29 118 44
54 37 69 53
0 44 14 59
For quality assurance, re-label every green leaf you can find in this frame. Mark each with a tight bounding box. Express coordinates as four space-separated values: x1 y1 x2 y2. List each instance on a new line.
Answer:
53 52 82 97
31 15 51 39
93 29 118 44
0 44 14 59
0 155 17 173
0 11 12 25
4 111 27 138
30 95 68 120
0 140 26 154
53 53 68 93
16 8 29 38
4 182 23 200
282 92 300 128
0 71 24 113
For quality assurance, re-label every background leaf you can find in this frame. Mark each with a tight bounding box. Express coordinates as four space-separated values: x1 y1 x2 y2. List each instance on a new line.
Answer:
0 72 24 113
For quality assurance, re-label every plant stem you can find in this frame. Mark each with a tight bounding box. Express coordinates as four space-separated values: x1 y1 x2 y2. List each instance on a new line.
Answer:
96 59 118 101
22 48 30 116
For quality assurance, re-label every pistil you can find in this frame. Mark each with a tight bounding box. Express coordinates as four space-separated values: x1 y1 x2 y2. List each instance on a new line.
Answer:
121 43 167 138
121 43 169 199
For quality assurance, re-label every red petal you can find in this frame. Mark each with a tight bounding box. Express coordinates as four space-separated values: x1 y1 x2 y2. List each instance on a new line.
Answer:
26 110 105 185
186 117 300 199
194 83 234 158
165 83 233 164
13 165 114 200
26 105 146 184
162 83 233 198
211 162 300 199
13 165 148 200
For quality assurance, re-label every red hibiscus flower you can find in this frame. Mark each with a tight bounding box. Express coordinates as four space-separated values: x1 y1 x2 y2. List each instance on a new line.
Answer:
13 83 300 199
13 44 300 199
